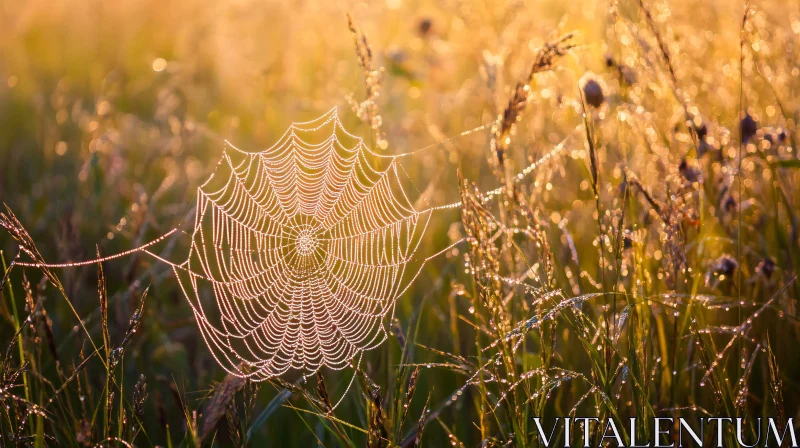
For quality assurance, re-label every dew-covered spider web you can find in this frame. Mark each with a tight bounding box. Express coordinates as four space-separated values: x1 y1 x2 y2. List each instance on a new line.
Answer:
170 108 447 381
11 106 574 389
13 108 465 384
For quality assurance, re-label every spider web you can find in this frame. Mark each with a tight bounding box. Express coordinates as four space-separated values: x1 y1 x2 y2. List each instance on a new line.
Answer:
172 108 433 380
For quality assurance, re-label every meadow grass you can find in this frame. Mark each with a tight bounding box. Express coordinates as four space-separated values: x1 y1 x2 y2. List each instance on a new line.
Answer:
1 0 799 445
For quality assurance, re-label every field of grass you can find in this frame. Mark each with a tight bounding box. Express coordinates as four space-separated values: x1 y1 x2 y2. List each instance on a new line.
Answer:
1 0 799 446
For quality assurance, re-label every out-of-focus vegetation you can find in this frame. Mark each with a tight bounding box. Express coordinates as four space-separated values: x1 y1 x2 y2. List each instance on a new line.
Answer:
1 0 799 445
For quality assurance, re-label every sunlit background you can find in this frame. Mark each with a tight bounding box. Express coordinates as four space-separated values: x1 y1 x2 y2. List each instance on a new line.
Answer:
1 0 799 445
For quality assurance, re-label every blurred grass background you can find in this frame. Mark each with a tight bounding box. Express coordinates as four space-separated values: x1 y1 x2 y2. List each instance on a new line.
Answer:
1 0 799 446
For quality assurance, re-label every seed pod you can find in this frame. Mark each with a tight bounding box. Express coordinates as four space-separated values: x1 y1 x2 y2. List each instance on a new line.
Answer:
756 257 776 280
741 112 758 142
580 74 605 108
679 158 701 183
604 53 615 68
713 254 738 277
418 18 432 36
